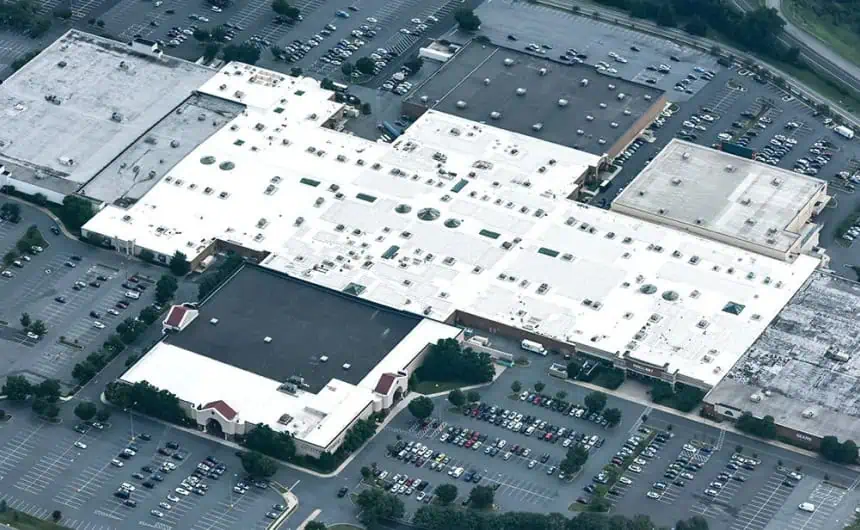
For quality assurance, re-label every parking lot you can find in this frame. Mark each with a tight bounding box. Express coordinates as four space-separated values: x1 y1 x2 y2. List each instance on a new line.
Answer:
0 403 297 530
0 211 165 386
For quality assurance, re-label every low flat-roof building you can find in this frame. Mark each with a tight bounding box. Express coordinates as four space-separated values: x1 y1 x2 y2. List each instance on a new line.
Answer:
120 265 461 456
0 30 215 204
88 63 822 391
703 272 860 450
612 140 829 261
402 40 666 160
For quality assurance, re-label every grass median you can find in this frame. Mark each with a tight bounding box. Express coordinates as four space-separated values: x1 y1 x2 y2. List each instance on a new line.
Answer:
0 509 70 530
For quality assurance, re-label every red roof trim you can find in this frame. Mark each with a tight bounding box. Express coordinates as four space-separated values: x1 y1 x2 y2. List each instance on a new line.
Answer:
202 400 237 420
165 306 188 328
374 373 398 395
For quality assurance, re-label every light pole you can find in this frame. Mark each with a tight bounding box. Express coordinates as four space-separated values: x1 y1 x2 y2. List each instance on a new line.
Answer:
129 401 137 441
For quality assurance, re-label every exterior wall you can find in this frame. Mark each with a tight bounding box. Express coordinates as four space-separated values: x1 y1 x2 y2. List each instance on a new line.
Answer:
704 401 822 450
3 175 66 205
606 94 667 160
453 309 713 391
296 399 375 458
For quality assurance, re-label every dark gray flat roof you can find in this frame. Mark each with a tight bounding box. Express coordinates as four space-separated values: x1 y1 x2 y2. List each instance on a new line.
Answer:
407 41 664 155
166 265 421 393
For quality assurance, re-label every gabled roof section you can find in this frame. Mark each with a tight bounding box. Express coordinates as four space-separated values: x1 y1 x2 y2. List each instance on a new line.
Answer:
374 373 398 395
202 399 237 420
163 305 198 331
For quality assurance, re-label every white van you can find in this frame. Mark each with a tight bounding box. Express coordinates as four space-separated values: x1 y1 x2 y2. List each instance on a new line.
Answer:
521 339 546 355
124 290 140 300
798 502 815 513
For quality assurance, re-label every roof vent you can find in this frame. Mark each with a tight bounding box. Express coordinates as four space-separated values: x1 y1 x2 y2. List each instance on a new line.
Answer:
801 409 816 419
516 87 527 96
483 78 491 85
490 111 501 120
725 164 735 172
745 218 756 225
456 100 467 109
503 58 514 66
670 178 682 186
750 393 762 403
681 152 690 160
264 336 273 343
695 218 704 225
342 363 351 370
320 355 329 363
741 197 751 205
210 318 219 325
558 98 568 107
538 68 547 76
772 177 782 187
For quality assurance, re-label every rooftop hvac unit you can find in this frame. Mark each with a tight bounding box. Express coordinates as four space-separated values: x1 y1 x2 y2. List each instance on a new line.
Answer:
420 95 429 103
483 78 491 85
264 336 273 343
516 88 527 96
538 68 547 76
801 409 816 418
456 100 467 109
750 393 762 402
532 123 543 131
558 98 569 107
503 58 514 66
209 318 219 325
670 178 682 186
725 164 735 172
320 355 329 363
342 363 351 370
682 152 690 160
490 111 501 120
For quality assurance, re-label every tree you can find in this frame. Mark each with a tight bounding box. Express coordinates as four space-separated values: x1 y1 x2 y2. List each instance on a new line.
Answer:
139 306 160 325
361 465 372 481
34 379 60 402
466 390 480 403
434 483 457 504
244 424 297 461
20 312 31 330
3 250 18 265
210 25 227 42
469 485 494 509
584 391 607 413
27 319 45 337
566 360 582 379
448 389 465 408
511 380 522 394
355 57 376 75
156 273 179 304
404 56 424 74
240 451 278 478
3 375 32 401
74 401 97 422
454 8 481 30
169 251 190 276
676 515 709 530
0 202 21 222
560 444 589 475
408 396 434 420
58 196 95 230
203 42 221 62
305 522 326 530
271 0 292 16
96 408 111 422
684 16 708 36
193 28 210 42
341 61 353 75
96 19 104 27
138 249 155 263
360 102 371 115
417 339 494 385
603 407 622 427
51 510 61 522
355 488 404 528
534 381 545 393
222 43 261 65
555 391 567 401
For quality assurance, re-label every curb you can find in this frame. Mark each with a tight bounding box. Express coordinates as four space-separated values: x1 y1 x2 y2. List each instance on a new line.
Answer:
267 485 299 530
2 195 77 240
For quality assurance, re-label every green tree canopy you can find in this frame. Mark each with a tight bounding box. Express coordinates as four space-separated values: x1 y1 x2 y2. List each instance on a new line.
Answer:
416 339 494 385
169 251 190 276
355 56 376 75
447 388 465 407
240 451 278 478
408 396 434 420
603 407 622 427
74 401 97 422
454 8 481 30
434 483 457 504
584 391 607 413
222 43 262 65
355 487 404 528
468 485 494 509
3 375 31 401
59 196 95 230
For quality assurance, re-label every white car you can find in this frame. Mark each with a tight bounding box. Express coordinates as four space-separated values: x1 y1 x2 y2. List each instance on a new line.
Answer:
151 510 164 518
410 17 421 23
93 321 106 329
199 16 209 22
232 486 246 494
74 441 87 449
628 465 642 473
1 270 13 278
416 491 426 501
366 17 377 22
121 482 136 492
798 502 815 513
107 308 120 316
159 502 171 510
26 332 40 340
704 488 718 497
646 491 660 499
618 476 633 485
175 487 190 496
683 444 698 453
167 494 180 503
111 459 124 467
211 6 222 12
634 458 647 466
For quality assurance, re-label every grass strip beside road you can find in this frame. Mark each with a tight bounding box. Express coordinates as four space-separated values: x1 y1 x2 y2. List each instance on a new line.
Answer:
0 510 70 530
782 0 860 70
413 380 471 395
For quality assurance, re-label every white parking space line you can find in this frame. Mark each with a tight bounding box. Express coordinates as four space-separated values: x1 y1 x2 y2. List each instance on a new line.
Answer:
0 423 45 480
